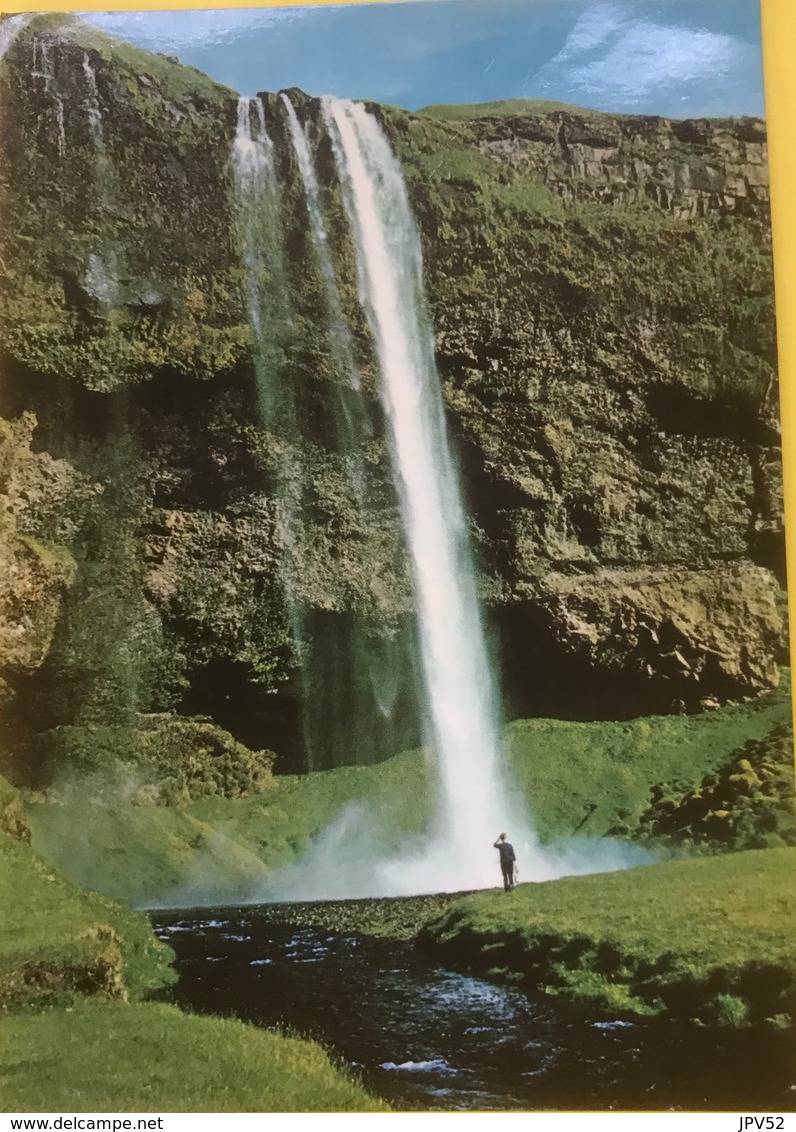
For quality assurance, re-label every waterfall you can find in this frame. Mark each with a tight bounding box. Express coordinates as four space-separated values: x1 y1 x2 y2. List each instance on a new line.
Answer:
81 52 105 155
79 51 122 307
280 93 362 397
322 97 536 891
233 95 322 766
232 97 279 339
0 14 33 62
233 95 275 194
31 37 65 156
280 92 369 512
280 92 389 757
237 94 639 899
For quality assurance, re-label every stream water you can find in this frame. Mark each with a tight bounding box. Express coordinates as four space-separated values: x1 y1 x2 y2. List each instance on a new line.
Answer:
152 905 796 1112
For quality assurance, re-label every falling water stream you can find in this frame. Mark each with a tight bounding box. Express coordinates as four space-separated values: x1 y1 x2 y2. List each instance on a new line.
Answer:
0 13 34 62
31 36 65 156
230 94 647 898
322 97 536 890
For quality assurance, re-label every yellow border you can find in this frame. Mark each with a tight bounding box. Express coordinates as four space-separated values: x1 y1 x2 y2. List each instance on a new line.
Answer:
762 2 796 738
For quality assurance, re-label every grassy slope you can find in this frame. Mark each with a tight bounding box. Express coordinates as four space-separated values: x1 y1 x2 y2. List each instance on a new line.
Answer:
28 683 792 906
1 1001 385 1112
10 13 235 102
1 812 383 1112
28 747 434 905
417 98 599 119
27 798 274 908
419 848 796 1025
507 684 793 842
0 829 174 1006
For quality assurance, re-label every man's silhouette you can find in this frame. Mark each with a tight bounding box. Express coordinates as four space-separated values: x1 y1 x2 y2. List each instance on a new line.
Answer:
493 833 516 892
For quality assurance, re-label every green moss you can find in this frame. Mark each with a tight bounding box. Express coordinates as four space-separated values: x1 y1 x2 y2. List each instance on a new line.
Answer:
0 774 30 842
0 15 247 391
15 533 77 576
59 17 235 108
628 720 796 852
26 717 275 804
0 999 386 1111
418 848 796 1025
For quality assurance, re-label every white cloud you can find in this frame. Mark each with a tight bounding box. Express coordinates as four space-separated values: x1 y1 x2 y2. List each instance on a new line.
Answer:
552 2 627 63
527 5 751 109
79 7 326 53
575 23 743 101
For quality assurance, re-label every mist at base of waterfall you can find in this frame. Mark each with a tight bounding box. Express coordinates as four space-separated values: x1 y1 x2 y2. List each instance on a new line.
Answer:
257 801 655 903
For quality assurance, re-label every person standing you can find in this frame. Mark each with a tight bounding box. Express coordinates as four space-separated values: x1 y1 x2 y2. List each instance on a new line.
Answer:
493 833 517 892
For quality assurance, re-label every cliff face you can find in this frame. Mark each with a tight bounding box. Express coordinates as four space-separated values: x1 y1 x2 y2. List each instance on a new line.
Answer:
387 105 784 716
0 16 786 779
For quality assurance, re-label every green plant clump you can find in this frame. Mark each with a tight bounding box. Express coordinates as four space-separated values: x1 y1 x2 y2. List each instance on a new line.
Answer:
623 721 796 853
0 829 175 1008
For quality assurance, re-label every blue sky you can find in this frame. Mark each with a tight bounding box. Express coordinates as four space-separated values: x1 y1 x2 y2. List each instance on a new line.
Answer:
82 1 765 117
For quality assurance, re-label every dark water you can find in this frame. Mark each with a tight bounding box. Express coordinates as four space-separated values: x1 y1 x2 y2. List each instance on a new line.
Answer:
152 906 796 1112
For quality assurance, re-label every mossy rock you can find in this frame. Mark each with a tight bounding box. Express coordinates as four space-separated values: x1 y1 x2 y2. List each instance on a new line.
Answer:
20 715 275 803
629 721 796 852
0 775 30 842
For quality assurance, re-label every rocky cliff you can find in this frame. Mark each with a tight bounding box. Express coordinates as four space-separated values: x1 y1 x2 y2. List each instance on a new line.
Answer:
0 15 786 781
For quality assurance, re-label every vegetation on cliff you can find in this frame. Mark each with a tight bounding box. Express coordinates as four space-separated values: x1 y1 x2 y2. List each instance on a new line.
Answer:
619 721 796 853
0 15 244 391
0 18 788 786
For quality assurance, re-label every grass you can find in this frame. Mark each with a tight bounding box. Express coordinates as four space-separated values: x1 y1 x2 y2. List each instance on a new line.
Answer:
9 13 235 104
27 799 273 908
417 99 602 120
0 829 175 1007
506 678 792 842
0 1000 386 1112
28 747 435 906
1 805 386 1112
418 848 796 1026
27 681 792 907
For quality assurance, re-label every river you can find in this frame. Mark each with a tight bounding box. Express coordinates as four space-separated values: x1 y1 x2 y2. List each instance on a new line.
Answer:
151 903 796 1112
